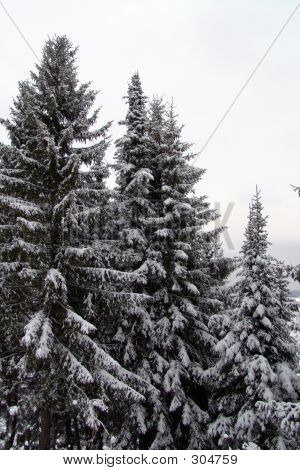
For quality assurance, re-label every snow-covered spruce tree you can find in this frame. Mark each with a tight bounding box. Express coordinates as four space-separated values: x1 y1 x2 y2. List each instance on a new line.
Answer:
111 73 157 449
207 188 300 450
143 102 230 449
114 90 230 449
0 37 144 449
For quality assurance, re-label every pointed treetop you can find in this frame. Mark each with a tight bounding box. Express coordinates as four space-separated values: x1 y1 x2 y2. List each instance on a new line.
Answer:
242 187 270 257
34 35 78 82
125 72 147 119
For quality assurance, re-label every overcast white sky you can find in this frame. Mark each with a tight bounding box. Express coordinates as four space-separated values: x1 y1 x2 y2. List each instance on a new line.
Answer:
0 0 299 278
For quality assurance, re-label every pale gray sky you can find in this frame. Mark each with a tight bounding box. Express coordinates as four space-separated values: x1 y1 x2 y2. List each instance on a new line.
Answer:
0 0 299 273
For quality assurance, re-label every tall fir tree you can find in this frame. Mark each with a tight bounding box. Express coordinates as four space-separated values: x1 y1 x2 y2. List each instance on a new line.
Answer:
112 73 157 449
141 101 229 449
114 86 230 449
207 188 300 449
0 37 144 449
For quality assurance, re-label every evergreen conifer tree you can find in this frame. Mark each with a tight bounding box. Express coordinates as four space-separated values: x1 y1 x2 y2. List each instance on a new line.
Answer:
114 87 230 449
111 73 157 449
207 189 300 449
0 37 143 449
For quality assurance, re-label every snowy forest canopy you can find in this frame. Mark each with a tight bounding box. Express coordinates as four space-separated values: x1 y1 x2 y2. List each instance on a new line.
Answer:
0 36 299 450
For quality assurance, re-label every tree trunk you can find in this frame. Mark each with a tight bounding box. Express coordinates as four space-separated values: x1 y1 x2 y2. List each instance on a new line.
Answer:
23 428 31 450
39 405 51 449
4 414 17 449
73 416 81 450
65 416 73 449
4 386 18 449
95 428 103 450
